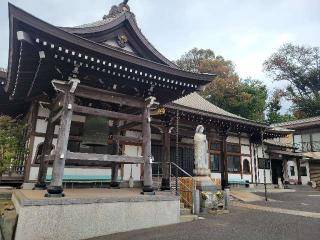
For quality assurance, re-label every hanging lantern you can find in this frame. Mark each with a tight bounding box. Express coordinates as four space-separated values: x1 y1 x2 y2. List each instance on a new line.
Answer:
82 116 109 146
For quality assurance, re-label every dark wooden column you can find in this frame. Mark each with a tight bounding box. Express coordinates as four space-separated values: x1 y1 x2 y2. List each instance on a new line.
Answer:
142 99 154 194
46 86 75 197
161 126 171 191
219 130 228 190
24 102 38 183
111 121 120 188
34 110 55 189
296 157 302 184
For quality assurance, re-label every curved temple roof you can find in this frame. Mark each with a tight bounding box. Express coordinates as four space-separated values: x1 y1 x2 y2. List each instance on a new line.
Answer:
61 1 177 68
6 3 213 104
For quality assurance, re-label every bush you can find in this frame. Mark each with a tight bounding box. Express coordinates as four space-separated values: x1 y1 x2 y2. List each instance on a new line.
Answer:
0 115 28 177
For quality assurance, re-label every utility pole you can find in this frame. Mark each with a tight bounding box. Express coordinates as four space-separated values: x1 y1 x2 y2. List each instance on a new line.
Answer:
261 130 268 202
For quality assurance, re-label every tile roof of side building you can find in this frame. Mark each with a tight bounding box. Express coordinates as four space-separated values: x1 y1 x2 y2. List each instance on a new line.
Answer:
171 92 246 120
271 116 320 129
169 93 299 136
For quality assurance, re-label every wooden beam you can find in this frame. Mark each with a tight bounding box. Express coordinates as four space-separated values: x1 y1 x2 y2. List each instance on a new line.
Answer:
51 108 63 123
113 135 142 144
50 93 63 112
118 122 141 131
76 85 144 108
52 82 144 108
45 151 143 164
73 104 142 122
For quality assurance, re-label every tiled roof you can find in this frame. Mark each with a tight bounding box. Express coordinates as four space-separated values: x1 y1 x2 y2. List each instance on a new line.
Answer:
171 92 246 120
0 68 6 80
73 18 115 29
271 116 320 128
264 139 295 149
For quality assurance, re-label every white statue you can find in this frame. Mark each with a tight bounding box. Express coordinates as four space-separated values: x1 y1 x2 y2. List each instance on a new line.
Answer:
194 125 210 176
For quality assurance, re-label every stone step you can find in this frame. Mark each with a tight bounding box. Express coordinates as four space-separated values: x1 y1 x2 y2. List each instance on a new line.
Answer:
179 214 198 223
0 189 12 200
180 208 191 215
180 202 185 208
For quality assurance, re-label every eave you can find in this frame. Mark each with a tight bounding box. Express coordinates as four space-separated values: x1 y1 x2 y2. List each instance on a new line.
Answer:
6 3 213 104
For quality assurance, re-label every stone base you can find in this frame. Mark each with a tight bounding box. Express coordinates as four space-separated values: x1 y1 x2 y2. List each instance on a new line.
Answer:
21 182 35 190
160 178 171 191
11 189 179 240
194 176 217 192
193 168 211 176
33 182 47 190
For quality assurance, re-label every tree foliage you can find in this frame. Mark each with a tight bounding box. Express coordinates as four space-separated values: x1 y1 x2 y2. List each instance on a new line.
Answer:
0 115 28 177
263 43 320 118
176 48 268 121
266 89 295 124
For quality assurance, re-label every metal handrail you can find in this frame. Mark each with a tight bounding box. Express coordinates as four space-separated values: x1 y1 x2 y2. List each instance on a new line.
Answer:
170 162 193 178
151 161 197 213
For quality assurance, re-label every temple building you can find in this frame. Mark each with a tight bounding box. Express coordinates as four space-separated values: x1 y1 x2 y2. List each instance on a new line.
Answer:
0 1 288 192
0 2 291 239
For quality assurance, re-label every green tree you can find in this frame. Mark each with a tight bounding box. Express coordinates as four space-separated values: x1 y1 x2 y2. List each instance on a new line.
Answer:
176 48 268 121
266 89 295 124
263 43 320 118
0 115 28 180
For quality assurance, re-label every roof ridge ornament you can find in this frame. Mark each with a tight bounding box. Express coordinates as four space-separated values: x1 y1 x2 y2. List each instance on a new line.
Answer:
103 0 131 20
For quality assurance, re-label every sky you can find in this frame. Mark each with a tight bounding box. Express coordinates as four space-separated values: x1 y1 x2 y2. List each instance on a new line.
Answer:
1 0 320 112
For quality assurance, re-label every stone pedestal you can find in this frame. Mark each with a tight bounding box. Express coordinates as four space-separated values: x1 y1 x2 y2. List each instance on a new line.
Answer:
12 189 179 240
194 176 217 192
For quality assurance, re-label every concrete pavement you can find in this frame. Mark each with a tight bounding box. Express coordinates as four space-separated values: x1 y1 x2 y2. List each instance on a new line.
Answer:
89 206 320 240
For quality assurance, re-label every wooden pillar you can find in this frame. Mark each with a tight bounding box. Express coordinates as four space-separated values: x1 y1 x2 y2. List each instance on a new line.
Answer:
46 86 75 197
111 121 120 188
142 100 154 194
34 110 55 189
296 157 302 184
23 102 38 183
161 126 171 191
220 131 228 190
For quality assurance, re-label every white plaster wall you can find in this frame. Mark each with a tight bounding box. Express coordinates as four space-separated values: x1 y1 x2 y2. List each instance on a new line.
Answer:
126 130 142 138
123 145 142 180
287 160 310 185
240 137 250 145
258 169 272 184
38 106 50 117
241 145 250 155
210 173 250 182
227 136 239 143
35 119 47 133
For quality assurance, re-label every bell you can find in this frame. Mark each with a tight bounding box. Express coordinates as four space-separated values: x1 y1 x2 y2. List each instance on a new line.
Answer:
82 116 109 146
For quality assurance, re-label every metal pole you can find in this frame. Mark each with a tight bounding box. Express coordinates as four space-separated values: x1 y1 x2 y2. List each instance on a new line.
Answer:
261 130 268 202
175 110 179 196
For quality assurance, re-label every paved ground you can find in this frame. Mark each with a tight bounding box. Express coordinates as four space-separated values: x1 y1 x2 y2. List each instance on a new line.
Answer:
254 185 320 213
89 185 320 240
90 206 320 240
